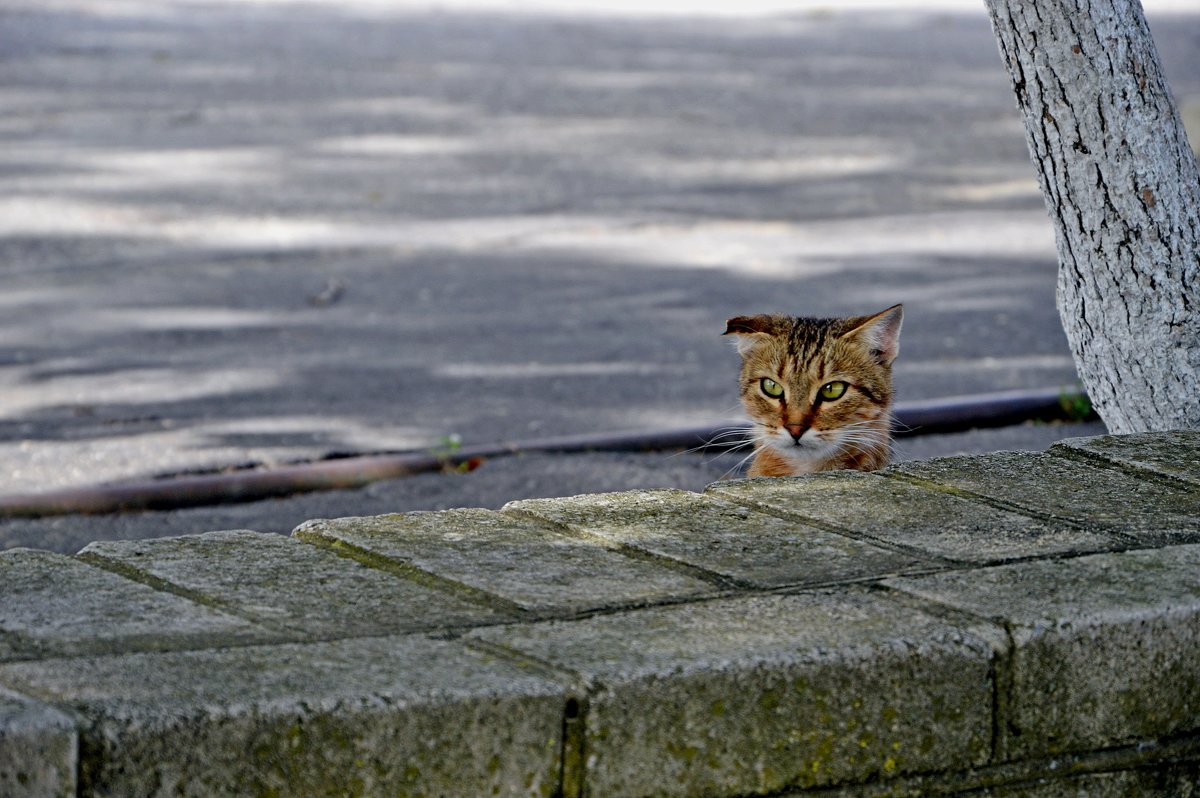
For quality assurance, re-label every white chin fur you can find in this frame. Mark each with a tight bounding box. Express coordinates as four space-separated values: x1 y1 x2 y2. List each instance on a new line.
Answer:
761 431 837 463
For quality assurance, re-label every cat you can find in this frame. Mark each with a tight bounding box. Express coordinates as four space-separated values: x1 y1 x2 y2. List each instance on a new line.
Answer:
723 304 902 477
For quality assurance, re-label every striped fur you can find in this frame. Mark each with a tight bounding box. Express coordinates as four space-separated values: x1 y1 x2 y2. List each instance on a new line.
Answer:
723 305 902 477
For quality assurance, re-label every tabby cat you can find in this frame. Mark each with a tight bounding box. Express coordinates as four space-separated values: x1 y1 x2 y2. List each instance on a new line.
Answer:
723 305 902 477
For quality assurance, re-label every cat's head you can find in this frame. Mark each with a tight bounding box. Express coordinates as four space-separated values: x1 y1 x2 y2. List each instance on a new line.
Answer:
723 305 902 471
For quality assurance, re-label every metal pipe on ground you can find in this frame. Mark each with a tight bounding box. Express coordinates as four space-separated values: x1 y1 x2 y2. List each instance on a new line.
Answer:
0 387 1095 518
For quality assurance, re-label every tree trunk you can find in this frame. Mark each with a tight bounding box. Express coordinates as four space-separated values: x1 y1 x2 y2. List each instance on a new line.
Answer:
984 0 1200 433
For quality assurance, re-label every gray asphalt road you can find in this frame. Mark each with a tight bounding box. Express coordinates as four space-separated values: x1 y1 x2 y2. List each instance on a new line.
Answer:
1 1 1194 552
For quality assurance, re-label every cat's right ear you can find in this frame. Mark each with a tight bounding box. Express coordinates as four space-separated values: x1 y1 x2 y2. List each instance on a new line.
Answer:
840 304 903 366
723 315 774 355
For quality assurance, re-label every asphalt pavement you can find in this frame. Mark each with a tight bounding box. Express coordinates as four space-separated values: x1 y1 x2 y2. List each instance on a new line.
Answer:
2 0 1194 553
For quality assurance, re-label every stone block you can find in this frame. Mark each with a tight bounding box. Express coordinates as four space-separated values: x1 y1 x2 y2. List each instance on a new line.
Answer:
296 508 717 614
1053 430 1200 486
0 635 573 798
508 489 930 588
885 544 1200 759
0 548 272 661
956 765 1200 797
708 471 1117 564
0 687 76 798
81 529 509 637
893 451 1200 545
473 588 1004 797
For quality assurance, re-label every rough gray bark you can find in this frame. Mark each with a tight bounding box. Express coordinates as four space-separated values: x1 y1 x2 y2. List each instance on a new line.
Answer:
984 0 1200 433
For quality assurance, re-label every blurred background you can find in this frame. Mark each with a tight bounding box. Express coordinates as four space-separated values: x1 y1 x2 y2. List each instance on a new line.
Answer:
2 0 1197 551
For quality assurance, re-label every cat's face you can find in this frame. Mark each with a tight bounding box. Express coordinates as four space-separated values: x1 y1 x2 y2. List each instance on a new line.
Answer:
724 305 902 472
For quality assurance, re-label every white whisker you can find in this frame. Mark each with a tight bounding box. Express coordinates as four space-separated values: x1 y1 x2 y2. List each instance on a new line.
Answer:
669 424 755 459
674 438 756 461
720 446 761 480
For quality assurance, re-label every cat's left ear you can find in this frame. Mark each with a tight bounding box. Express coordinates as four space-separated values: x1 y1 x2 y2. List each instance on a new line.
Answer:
723 315 774 355
841 304 903 366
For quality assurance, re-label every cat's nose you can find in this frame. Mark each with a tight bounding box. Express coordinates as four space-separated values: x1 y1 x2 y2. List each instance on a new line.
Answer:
784 424 808 443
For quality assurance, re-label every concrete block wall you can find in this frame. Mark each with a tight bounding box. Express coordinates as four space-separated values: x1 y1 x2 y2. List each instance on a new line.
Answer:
1 431 1198 797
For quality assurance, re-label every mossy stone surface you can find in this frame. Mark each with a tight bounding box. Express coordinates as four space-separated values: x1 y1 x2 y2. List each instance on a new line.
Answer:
0 635 572 798
297 508 717 613
1053 430 1200 486
3 432 1199 797
0 687 76 798
709 471 1117 564
82 529 508 637
893 451 1200 544
473 587 1004 797
0 548 273 661
886 544 1200 759
957 764 1200 797
509 488 931 588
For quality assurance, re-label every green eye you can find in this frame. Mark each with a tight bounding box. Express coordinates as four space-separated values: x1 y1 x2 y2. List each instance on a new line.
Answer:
760 378 784 399
819 381 848 401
